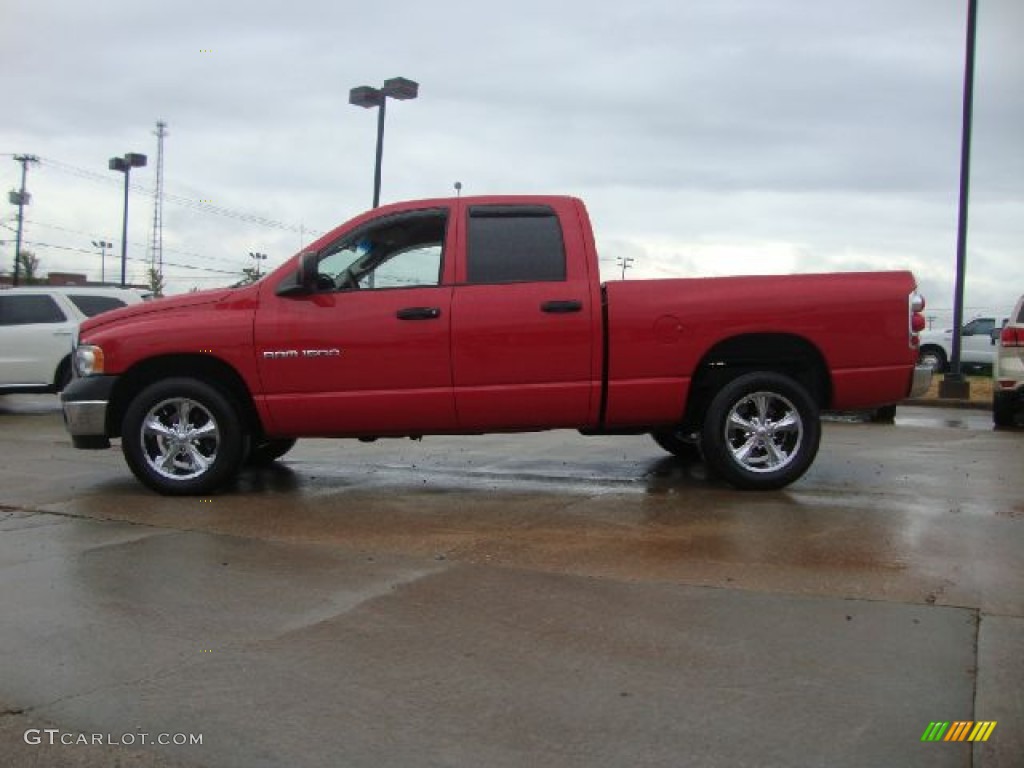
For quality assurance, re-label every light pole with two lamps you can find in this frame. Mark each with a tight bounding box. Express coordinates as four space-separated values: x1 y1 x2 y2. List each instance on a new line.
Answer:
249 251 267 278
348 77 419 208
108 152 147 287
92 240 112 284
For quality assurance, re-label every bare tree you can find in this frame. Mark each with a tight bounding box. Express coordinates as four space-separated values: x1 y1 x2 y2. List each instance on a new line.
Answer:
147 267 165 297
16 251 41 284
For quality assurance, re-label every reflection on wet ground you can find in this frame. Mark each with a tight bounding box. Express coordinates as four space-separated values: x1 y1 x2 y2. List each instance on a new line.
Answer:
2 398 1023 766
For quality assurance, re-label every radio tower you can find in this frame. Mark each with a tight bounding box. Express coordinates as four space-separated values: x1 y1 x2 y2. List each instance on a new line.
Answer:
148 120 168 289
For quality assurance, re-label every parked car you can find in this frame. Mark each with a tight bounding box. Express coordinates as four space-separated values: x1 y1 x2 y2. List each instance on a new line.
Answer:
917 316 1006 372
0 286 148 394
61 195 930 495
993 295 1024 427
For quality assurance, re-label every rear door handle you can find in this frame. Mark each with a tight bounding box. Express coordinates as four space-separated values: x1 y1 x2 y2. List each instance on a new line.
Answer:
541 300 583 314
396 307 442 321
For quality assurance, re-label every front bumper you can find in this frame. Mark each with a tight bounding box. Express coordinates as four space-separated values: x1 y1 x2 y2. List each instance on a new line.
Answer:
61 375 117 449
908 365 933 399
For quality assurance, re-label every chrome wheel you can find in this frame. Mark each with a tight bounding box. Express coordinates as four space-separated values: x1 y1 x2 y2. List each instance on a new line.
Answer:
141 397 221 481
701 372 820 490
724 391 803 473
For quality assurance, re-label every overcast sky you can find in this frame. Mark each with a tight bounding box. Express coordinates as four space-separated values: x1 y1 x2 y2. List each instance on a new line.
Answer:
2 0 1021 322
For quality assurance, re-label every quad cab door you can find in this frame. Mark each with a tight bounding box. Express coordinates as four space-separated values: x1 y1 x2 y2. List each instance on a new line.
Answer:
255 206 456 436
450 200 602 430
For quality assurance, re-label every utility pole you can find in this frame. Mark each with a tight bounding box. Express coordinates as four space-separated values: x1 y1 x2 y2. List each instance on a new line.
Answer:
9 154 39 287
148 121 168 281
616 255 635 280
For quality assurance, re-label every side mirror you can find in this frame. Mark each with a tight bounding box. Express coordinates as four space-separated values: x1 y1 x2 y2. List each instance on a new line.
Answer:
275 251 318 297
991 329 1000 345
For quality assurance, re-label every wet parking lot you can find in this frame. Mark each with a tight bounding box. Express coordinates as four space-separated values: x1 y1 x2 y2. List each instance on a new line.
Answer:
0 395 1021 767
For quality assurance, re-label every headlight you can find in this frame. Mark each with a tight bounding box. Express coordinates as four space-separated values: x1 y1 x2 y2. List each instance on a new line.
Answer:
73 345 105 377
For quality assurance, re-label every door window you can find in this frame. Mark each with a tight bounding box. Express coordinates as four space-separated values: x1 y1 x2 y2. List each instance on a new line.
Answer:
0 295 67 325
314 210 447 291
466 205 566 284
67 295 128 317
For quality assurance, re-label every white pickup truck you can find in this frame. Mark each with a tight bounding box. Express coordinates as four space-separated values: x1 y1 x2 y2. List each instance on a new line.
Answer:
918 316 1004 372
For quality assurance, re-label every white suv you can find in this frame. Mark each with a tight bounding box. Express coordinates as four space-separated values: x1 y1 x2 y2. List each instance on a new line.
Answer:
0 286 148 394
993 295 1024 427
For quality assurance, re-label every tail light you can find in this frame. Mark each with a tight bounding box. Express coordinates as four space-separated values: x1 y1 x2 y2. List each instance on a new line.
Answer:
909 291 926 349
1001 326 1023 347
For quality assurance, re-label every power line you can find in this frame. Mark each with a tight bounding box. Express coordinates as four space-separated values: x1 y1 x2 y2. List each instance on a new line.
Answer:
24 218 252 268
20 239 240 275
35 155 322 236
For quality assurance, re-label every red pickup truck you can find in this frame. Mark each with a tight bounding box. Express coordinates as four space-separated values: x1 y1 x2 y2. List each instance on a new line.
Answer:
62 195 931 495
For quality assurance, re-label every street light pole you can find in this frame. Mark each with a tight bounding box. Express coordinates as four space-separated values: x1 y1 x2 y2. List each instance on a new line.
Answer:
249 251 267 277
108 153 147 288
92 239 112 284
349 77 419 208
940 0 978 399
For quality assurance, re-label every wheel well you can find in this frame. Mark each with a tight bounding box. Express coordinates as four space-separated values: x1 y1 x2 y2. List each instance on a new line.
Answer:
918 343 947 359
107 355 262 439
53 355 72 391
681 334 831 430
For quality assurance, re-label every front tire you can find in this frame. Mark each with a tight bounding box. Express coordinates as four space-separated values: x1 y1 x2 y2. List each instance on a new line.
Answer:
121 378 246 495
700 372 821 490
246 438 297 466
54 357 72 393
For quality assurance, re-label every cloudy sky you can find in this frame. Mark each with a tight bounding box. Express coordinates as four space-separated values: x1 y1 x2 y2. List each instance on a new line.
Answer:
2 0 1021 323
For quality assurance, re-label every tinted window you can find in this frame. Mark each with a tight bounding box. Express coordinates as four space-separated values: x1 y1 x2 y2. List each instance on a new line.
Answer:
0 295 67 326
467 206 566 284
67 295 127 317
966 318 995 335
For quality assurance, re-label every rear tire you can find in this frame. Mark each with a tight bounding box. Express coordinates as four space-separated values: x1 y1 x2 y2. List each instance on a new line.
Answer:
918 346 947 373
121 378 246 495
700 372 820 490
651 429 702 463
993 391 1019 428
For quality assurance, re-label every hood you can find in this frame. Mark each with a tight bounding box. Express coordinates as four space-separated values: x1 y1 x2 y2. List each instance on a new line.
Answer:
80 286 247 334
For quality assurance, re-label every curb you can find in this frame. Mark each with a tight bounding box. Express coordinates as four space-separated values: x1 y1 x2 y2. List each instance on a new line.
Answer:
900 398 991 412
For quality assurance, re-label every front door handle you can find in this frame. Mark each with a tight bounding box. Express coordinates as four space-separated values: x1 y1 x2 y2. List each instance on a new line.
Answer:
396 307 442 321
541 300 582 314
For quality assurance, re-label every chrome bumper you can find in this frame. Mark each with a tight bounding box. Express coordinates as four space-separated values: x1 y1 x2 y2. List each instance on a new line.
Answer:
63 399 109 437
908 365 933 399
60 375 117 449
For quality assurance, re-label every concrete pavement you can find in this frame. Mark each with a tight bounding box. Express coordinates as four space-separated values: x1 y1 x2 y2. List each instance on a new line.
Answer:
0 396 1021 766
